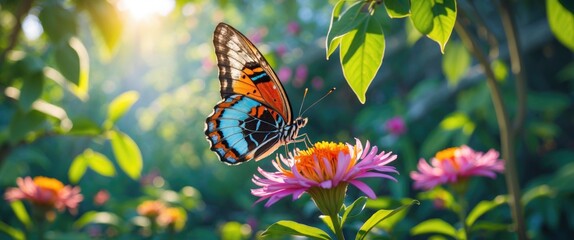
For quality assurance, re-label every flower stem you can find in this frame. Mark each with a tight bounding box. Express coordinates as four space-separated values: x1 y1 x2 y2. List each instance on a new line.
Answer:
308 184 347 240
454 7 526 239
456 192 470 240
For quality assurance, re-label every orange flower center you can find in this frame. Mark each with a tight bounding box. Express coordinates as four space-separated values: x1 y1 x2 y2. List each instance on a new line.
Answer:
435 147 460 169
33 176 64 196
286 141 352 182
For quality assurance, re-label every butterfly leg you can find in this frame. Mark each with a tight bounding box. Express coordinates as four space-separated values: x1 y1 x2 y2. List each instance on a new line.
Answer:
294 133 314 149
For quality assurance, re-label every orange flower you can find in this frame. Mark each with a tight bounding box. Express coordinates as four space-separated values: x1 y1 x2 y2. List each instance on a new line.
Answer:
137 200 167 218
157 207 187 231
4 176 83 214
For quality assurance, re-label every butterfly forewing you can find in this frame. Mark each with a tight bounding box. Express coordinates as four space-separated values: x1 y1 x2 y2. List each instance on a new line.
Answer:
213 23 292 121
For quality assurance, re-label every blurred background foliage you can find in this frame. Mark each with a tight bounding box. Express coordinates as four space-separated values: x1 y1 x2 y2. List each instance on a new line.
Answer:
0 0 573 239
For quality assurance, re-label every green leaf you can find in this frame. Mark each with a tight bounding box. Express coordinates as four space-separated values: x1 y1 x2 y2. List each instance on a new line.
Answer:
470 221 511 232
86 149 116 177
341 196 367 225
105 91 140 128
364 197 416 231
74 211 121 229
411 218 457 238
318 215 336 235
547 0 574 51
38 1 77 42
53 38 90 100
9 110 46 144
221 221 251 239
10 201 31 229
340 16 385 104
84 0 123 57
69 152 88 184
356 200 419 240
259 220 331 240
442 41 470 86
411 0 457 53
0 221 25 240
109 130 143 180
19 72 44 112
466 195 508 227
326 1 367 59
69 117 102 136
405 19 423 45
491 59 508 82
417 187 460 213
410 0 433 34
384 0 410 18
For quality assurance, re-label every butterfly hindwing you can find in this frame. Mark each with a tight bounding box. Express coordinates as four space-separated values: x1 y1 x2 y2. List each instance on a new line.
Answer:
205 95 285 164
205 23 305 165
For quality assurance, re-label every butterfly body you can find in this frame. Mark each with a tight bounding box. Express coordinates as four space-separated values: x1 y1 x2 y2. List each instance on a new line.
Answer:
205 23 306 165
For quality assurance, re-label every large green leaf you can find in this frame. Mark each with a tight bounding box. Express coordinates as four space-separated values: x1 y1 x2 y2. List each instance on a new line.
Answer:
87 150 116 177
384 0 410 18
410 0 457 53
326 1 367 59
69 117 102 136
105 91 140 129
0 221 24 240
411 218 458 238
83 0 123 56
442 41 470 86
9 110 46 144
109 130 143 180
38 1 77 42
53 38 90 99
547 0 574 51
466 195 508 227
340 16 385 104
69 152 88 184
19 72 44 112
10 201 31 229
356 200 419 240
341 196 367 225
259 220 331 240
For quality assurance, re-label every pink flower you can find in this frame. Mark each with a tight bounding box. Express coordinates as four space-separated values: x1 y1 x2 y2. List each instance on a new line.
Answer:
4 176 83 214
311 76 324 90
385 116 406 136
93 190 110 206
410 146 505 190
277 67 292 83
276 44 287 58
251 139 398 207
287 21 300 35
293 65 308 88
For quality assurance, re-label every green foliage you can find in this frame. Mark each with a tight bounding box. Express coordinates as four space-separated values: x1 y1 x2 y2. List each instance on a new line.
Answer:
69 149 116 183
466 196 508 227
411 218 462 239
0 221 24 240
411 0 457 53
105 91 140 129
547 0 574 51
109 130 143 180
259 220 331 240
356 200 419 240
384 0 410 18
341 196 367 225
442 41 471 86
9 201 31 230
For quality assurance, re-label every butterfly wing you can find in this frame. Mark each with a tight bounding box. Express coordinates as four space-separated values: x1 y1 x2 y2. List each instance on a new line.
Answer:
205 95 287 164
212 23 292 121
205 23 295 164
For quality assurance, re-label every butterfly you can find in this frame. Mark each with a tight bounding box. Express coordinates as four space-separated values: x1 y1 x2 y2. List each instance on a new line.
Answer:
204 23 308 165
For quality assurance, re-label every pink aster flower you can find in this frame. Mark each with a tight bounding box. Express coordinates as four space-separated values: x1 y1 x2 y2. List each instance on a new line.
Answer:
385 116 406 136
410 146 504 190
4 176 83 214
251 139 398 209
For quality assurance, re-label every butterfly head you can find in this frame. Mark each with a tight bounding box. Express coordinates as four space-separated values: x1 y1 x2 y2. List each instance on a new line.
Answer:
294 117 308 128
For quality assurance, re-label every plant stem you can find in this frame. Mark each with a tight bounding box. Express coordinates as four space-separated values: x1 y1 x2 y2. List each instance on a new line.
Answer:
454 10 526 239
330 212 345 240
456 193 470 240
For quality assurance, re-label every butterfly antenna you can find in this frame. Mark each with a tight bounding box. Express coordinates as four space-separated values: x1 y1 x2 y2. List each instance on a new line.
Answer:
300 87 336 117
298 88 309 117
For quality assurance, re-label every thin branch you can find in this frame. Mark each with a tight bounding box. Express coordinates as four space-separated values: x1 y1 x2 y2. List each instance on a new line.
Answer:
497 0 527 136
455 8 527 240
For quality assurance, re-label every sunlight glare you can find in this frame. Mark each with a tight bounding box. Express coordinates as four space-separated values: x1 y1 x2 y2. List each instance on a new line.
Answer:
117 0 175 21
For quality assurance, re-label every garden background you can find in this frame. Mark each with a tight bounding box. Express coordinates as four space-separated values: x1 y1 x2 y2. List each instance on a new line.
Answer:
1 0 573 239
